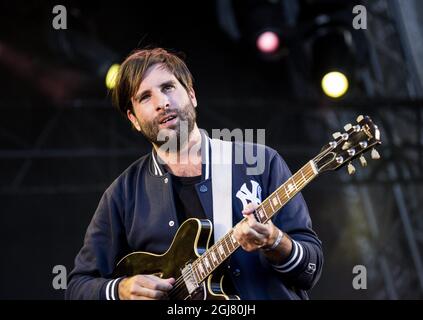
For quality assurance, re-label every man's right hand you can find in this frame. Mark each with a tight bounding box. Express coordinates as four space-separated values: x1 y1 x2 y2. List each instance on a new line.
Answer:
118 274 175 300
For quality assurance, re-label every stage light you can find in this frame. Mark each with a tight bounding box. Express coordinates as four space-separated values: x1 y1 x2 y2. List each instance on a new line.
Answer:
310 26 355 99
256 31 280 54
105 64 120 89
217 0 298 60
321 71 349 98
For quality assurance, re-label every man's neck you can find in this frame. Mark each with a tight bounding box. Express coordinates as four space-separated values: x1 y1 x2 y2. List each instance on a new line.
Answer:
154 125 202 177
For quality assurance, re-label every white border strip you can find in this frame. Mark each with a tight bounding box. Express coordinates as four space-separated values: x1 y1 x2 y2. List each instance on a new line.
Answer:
204 137 210 180
152 152 163 176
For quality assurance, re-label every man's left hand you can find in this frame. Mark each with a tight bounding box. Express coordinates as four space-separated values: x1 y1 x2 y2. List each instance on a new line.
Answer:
233 203 279 252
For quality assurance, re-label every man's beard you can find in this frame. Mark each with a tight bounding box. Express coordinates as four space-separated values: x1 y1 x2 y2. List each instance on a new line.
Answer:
138 101 196 152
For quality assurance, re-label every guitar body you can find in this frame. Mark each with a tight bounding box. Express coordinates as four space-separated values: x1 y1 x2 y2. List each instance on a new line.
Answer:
113 218 239 300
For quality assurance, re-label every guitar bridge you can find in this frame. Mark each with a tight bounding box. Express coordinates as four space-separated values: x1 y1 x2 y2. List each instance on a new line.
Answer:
181 263 199 294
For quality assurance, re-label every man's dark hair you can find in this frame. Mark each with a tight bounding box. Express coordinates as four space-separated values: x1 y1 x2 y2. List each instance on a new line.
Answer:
112 47 194 115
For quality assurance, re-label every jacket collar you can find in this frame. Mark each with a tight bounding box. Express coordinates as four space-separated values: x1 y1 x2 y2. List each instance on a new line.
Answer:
150 129 211 180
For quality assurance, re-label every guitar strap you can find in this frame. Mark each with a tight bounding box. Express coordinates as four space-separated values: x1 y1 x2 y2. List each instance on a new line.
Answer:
210 138 233 242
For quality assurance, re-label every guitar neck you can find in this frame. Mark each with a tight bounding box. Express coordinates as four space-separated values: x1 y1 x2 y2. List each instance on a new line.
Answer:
192 160 319 283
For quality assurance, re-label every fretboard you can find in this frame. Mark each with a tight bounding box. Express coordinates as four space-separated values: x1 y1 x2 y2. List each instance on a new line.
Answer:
191 160 319 283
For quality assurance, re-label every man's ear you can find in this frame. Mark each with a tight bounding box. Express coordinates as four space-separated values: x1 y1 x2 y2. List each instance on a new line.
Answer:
127 110 141 131
188 87 197 108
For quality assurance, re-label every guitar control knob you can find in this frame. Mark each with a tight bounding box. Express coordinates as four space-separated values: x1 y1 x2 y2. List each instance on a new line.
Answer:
347 162 356 175
356 115 364 122
371 148 380 160
359 155 367 167
336 156 344 164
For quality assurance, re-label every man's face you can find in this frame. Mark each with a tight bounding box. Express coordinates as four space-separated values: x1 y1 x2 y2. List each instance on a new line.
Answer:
127 63 197 149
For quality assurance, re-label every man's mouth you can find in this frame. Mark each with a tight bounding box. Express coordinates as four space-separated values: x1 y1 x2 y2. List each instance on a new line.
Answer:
160 114 177 124
158 113 178 128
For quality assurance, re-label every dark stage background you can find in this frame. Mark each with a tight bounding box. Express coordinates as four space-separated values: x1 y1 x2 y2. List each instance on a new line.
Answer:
1 0 422 299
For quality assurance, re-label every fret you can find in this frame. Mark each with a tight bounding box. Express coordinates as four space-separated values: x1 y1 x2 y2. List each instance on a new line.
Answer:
226 235 235 251
211 251 218 264
230 233 238 246
203 256 211 272
190 160 319 285
207 252 216 269
197 262 205 278
256 206 267 222
268 197 275 212
218 243 225 258
284 183 290 199
261 205 269 222
223 237 231 252
271 194 281 210
276 188 287 205
295 175 300 189
287 177 297 194
293 176 300 191
300 168 306 184
222 239 230 256
193 265 200 283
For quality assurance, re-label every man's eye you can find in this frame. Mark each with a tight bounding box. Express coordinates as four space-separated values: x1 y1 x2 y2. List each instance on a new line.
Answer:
139 95 150 102
164 85 174 91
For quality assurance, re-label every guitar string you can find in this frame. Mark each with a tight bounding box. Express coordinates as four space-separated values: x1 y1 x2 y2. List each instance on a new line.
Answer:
167 164 317 298
169 166 315 298
190 162 317 276
168 229 241 297
169 139 340 297
257 165 315 223
170 164 317 297
169 163 317 296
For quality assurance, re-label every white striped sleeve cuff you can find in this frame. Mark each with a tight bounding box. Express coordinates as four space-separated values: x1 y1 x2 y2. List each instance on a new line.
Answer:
105 278 122 300
272 240 304 273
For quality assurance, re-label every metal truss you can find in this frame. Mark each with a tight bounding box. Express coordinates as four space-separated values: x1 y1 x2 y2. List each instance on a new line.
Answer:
327 0 423 299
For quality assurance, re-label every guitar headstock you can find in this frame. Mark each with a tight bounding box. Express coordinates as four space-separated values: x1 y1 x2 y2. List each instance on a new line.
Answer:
314 115 382 174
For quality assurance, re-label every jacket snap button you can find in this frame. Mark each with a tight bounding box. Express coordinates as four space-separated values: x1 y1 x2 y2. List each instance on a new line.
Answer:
233 268 241 277
169 220 174 227
199 185 208 193
164 178 169 184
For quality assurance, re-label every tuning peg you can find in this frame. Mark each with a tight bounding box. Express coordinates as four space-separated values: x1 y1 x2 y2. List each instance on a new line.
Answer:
356 115 364 123
332 132 341 139
347 148 356 156
344 123 352 131
329 141 337 148
342 142 351 150
347 162 356 175
371 148 380 160
359 155 367 167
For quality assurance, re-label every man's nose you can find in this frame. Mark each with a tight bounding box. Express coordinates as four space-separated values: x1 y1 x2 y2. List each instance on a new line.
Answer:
155 93 170 111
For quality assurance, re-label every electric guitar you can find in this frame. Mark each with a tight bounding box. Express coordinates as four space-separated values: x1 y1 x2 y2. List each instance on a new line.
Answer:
113 115 382 299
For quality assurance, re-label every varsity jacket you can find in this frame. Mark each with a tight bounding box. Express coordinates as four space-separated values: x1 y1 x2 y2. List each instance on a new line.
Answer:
65 130 323 300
